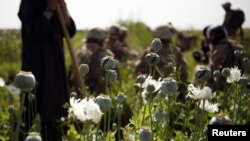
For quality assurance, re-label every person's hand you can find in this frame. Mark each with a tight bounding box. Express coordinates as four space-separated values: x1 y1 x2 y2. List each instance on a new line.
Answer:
47 0 59 10
58 0 71 25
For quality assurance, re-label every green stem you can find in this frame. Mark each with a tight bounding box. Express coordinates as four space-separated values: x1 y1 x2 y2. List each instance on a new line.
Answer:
118 109 121 141
14 91 26 141
148 100 153 140
141 105 147 127
233 83 238 124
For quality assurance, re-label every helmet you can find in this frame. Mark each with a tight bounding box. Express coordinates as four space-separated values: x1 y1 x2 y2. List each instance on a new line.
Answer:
109 25 120 35
222 2 231 9
153 25 173 40
87 28 106 41
119 26 128 35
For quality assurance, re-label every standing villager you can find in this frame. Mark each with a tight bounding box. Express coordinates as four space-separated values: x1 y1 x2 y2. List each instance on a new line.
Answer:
18 0 76 140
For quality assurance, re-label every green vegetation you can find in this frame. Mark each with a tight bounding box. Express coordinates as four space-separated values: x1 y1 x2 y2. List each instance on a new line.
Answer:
1 22 250 140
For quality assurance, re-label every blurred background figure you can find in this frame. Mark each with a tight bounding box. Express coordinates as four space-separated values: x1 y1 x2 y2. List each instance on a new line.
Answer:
222 2 245 43
205 25 250 90
176 32 197 52
167 22 198 52
105 25 130 61
70 28 114 95
18 0 76 140
192 25 211 64
135 25 189 83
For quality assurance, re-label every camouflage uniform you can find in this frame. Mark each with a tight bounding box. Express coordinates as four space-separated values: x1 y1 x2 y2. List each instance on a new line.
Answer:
105 25 130 61
176 32 197 52
135 25 188 83
70 28 114 95
206 25 250 90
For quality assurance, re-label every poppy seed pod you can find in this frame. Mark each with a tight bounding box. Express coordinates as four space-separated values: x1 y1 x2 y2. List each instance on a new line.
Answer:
157 90 167 99
28 93 35 101
79 64 89 75
221 68 230 78
146 83 156 93
160 79 178 94
139 128 152 141
101 56 116 70
137 75 146 84
239 78 248 87
145 53 160 66
195 68 212 81
14 71 36 90
8 105 15 114
151 38 162 52
154 109 165 121
95 95 112 112
25 132 42 141
106 70 118 82
116 92 126 103
213 70 221 78
210 114 232 125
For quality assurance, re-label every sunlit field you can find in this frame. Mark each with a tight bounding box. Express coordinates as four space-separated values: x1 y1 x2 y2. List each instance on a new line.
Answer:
1 22 250 140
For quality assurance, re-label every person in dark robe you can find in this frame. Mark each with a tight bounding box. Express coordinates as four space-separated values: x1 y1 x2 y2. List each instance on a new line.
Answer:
18 0 76 140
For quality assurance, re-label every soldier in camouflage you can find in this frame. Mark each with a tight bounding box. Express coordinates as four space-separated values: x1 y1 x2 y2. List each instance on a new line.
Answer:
70 28 114 95
105 25 130 61
222 2 245 42
135 25 189 83
206 25 250 90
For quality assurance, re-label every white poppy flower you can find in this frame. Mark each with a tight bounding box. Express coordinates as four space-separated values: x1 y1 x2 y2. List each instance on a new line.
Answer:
69 97 103 124
187 84 213 100
5 84 21 95
199 100 219 113
142 76 162 94
0 77 5 87
227 66 243 83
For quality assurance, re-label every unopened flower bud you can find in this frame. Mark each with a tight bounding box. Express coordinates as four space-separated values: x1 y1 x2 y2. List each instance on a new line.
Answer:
195 68 212 81
106 70 118 82
79 64 89 75
14 71 36 90
221 68 230 78
151 38 162 52
101 56 116 70
139 128 152 141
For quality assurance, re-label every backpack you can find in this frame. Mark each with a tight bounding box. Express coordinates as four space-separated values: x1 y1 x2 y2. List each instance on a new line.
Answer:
224 40 250 73
231 9 245 28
